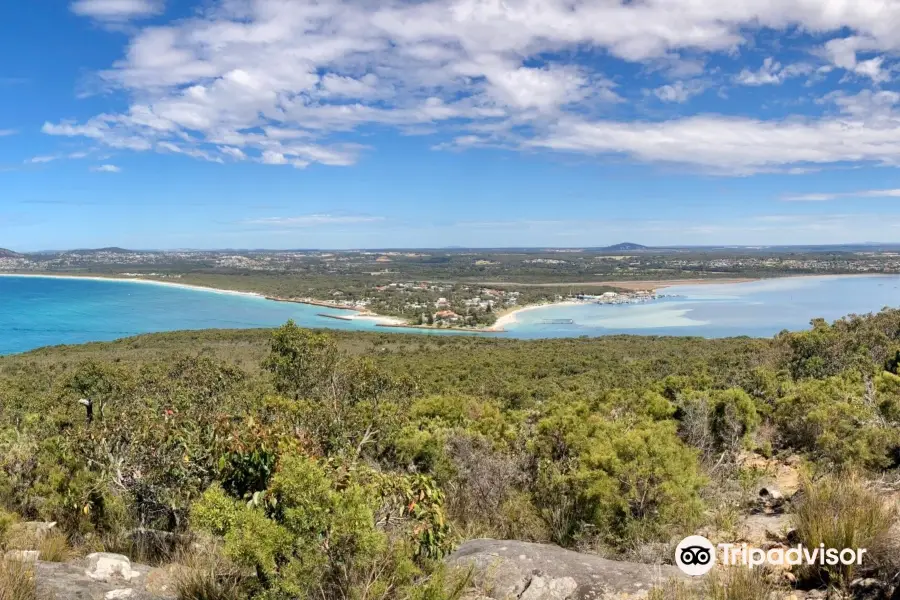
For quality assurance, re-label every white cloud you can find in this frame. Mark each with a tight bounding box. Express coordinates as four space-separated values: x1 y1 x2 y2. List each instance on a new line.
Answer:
0 129 15 137
653 80 708 103
27 155 59 164
219 146 246 160
36 0 900 173
260 151 288 166
735 58 813 86
529 113 900 174
25 151 93 165
71 0 163 22
783 188 900 201
246 214 385 227
90 164 122 172
822 36 890 82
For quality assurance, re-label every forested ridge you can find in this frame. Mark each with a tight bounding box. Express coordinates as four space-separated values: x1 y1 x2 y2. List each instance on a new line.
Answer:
1 310 900 598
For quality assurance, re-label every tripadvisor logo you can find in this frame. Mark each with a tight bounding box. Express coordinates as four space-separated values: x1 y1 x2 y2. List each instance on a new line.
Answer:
675 536 716 576
675 535 868 576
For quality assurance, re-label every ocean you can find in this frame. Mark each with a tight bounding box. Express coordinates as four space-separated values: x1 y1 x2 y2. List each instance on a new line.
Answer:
0 274 898 355
0 276 392 355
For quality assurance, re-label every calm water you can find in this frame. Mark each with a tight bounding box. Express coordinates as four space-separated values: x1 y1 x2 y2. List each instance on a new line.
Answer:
0 276 397 355
500 275 900 339
0 275 898 355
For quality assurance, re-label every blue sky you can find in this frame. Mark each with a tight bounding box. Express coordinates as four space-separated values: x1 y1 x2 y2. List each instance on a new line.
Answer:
4 0 900 249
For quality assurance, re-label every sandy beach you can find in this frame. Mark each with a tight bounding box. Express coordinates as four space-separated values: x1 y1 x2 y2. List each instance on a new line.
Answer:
0 273 412 327
0 273 266 298
492 300 586 329
345 313 409 326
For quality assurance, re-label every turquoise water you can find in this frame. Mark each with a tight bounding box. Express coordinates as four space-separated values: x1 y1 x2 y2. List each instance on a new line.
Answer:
1 275 899 355
0 276 398 355
500 275 900 339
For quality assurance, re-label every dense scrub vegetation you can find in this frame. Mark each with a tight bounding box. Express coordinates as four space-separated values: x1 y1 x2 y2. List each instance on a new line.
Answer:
1 309 900 597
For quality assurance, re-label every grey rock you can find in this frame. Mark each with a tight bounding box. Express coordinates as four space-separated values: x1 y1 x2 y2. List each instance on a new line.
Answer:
757 486 787 514
104 590 134 600
5 550 40 562
448 539 688 600
759 487 783 501
8 521 57 546
16 521 57 536
738 513 791 544
850 577 892 600
519 575 578 600
86 553 140 582
36 559 176 600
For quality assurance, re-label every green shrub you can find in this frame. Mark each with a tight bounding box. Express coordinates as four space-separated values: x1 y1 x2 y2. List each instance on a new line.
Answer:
774 377 897 468
876 371 900 424
0 511 17 550
191 454 452 599
708 389 760 451
534 401 705 548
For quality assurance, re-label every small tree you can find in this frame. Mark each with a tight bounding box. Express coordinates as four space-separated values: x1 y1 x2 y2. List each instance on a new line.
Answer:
263 321 339 400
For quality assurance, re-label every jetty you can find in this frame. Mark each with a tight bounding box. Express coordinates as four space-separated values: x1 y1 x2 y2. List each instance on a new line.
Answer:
316 313 354 321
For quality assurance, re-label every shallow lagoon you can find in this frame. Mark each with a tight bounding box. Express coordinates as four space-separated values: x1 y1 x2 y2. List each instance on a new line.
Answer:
498 275 900 339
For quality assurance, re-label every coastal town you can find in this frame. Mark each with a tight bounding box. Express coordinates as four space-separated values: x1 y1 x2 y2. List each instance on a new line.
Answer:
299 285 660 330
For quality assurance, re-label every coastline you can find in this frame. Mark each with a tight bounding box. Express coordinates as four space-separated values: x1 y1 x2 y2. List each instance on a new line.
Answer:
0 273 412 328
3 271 896 335
488 273 900 329
0 273 266 299
492 300 584 330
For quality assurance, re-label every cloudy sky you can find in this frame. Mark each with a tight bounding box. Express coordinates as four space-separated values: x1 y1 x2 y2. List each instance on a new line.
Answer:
4 0 900 249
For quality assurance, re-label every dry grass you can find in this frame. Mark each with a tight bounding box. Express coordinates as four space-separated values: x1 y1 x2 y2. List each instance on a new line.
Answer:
648 568 784 600
173 549 245 600
0 559 37 600
5 527 72 564
793 475 897 588
36 532 72 563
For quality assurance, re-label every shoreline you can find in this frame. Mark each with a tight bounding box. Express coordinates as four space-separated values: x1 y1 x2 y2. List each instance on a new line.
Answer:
0 272 414 328
0 273 267 299
492 300 585 330
490 272 900 329
2 271 896 335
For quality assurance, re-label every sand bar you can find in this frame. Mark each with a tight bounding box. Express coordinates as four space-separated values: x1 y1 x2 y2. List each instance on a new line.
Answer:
0 273 265 298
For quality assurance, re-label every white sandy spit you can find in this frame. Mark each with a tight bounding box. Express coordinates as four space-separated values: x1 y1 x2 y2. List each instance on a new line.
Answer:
345 314 409 326
0 273 264 299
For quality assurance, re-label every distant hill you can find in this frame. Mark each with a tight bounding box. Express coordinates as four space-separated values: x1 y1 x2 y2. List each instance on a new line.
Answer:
600 242 648 252
71 247 134 254
0 248 22 258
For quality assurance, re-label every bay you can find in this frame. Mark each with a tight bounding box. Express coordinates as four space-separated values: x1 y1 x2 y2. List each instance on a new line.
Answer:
1 274 899 355
0 276 394 355
499 274 900 339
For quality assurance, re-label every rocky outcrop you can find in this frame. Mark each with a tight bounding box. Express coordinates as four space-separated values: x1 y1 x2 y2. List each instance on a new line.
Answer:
31 554 176 600
447 539 687 600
